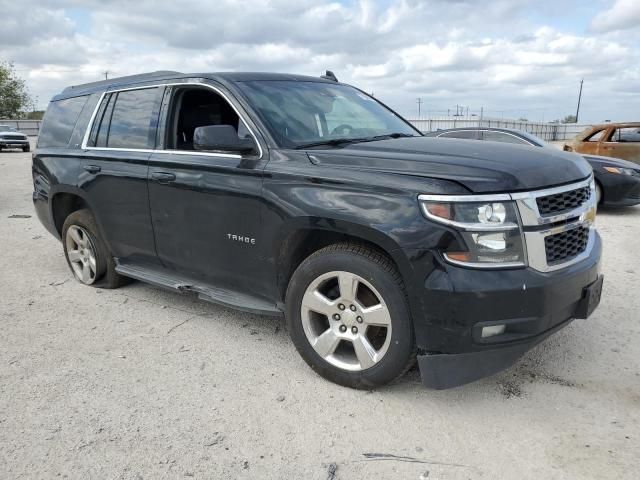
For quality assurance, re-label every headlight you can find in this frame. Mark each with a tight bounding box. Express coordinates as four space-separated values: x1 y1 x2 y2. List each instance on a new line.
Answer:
419 197 525 267
603 166 638 176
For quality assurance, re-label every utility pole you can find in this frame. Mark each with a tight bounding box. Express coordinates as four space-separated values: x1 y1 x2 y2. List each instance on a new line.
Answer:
103 70 109 80
417 98 422 118
575 79 583 123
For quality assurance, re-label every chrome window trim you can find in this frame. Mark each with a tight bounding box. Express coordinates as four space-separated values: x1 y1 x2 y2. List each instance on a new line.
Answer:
80 82 263 160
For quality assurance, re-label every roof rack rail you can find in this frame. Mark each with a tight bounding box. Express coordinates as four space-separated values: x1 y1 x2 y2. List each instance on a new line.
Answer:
62 70 182 93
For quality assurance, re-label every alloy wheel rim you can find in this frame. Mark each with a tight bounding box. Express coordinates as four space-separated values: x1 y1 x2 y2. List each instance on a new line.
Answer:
300 271 392 371
65 225 98 285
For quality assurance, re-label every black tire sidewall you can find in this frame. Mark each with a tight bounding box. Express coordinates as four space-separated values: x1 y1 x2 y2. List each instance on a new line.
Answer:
286 248 414 388
62 209 109 286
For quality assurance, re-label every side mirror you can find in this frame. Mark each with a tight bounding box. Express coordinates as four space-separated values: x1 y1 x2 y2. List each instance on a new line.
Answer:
193 125 256 153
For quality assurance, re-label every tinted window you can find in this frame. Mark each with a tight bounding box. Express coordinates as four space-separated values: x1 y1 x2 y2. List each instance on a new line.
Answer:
237 80 416 147
586 130 605 142
105 88 159 149
609 127 640 143
482 131 529 145
38 95 89 147
438 130 481 140
96 95 116 148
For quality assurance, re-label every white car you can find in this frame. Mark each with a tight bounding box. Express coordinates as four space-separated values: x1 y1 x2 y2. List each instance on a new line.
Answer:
0 125 30 152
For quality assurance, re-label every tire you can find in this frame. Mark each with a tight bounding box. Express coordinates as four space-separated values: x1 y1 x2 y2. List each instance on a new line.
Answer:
22 145 30 152
286 243 415 389
62 209 129 289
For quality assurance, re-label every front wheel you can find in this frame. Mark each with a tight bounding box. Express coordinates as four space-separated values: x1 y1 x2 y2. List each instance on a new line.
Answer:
286 243 415 389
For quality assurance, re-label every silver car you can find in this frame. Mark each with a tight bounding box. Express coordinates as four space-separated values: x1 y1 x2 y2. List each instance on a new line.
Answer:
0 125 30 152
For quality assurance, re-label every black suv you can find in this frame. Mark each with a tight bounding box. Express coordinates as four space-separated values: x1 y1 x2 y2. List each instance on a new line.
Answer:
33 71 603 389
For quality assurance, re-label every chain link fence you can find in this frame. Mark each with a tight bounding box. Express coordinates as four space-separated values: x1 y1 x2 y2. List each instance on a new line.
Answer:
407 117 592 141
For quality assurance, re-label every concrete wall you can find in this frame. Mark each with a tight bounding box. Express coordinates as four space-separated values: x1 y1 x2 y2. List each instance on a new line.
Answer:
0 120 42 136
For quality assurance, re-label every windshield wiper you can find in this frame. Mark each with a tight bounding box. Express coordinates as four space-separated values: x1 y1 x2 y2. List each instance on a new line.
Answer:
294 133 418 150
370 132 418 140
294 137 372 149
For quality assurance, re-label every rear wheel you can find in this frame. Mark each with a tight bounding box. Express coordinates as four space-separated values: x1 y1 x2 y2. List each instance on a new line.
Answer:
62 209 129 289
286 243 415 389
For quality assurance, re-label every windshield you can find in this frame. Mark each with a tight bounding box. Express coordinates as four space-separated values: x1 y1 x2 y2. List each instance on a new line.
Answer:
236 80 418 148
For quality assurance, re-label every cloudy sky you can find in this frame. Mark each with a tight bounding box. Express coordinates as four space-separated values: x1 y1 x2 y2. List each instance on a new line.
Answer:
1 0 639 122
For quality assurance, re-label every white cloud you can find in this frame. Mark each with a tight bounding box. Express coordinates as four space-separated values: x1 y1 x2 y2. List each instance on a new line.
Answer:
0 0 638 122
590 0 640 33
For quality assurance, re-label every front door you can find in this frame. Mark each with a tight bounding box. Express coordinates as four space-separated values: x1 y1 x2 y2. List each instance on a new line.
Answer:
600 126 640 163
147 83 272 300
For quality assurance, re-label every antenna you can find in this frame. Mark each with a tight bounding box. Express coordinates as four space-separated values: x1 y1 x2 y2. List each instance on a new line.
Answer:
320 70 338 82
575 79 584 123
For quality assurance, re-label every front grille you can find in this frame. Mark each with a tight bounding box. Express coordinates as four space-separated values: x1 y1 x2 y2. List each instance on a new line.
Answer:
545 226 589 264
536 186 590 215
1 134 26 140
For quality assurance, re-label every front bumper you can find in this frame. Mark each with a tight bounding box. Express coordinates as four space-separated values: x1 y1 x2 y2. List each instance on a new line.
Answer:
0 139 29 148
412 232 602 389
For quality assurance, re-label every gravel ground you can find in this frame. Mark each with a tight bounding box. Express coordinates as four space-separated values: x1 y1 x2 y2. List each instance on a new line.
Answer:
1 141 639 480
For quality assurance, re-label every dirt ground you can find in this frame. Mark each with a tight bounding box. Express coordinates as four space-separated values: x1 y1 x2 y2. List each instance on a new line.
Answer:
1 141 639 479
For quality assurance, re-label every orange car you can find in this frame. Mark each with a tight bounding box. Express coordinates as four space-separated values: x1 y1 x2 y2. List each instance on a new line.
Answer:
565 123 640 164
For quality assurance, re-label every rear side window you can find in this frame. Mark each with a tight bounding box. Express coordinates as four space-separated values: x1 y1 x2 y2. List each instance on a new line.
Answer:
482 131 529 145
609 127 640 143
438 130 481 140
89 87 160 149
38 95 90 148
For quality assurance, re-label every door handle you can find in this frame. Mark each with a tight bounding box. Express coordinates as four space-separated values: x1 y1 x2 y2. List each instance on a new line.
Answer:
151 172 176 183
84 165 101 174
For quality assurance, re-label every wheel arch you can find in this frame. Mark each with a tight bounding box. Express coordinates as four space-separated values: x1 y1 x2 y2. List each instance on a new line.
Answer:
274 218 413 305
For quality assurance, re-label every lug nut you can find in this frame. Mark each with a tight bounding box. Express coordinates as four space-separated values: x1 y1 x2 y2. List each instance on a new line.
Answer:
351 326 358 334
339 325 347 333
356 316 363 323
338 304 345 310
333 314 341 321
350 305 357 311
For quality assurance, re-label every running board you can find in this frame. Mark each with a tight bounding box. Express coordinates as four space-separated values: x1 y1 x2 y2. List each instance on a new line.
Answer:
115 262 283 317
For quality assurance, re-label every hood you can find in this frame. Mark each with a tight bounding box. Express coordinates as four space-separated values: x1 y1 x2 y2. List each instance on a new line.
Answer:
581 154 640 170
306 137 592 193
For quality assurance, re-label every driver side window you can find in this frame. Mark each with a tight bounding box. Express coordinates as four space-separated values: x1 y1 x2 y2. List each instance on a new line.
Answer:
165 87 250 150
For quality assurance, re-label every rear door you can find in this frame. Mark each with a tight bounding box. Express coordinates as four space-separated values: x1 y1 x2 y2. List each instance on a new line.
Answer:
79 86 164 266
600 126 640 163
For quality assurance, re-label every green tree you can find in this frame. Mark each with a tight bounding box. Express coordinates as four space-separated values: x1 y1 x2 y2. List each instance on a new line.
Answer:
561 115 577 124
0 62 33 119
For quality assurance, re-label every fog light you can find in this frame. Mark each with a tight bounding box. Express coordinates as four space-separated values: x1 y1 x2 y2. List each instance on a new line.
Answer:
481 325 506 338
